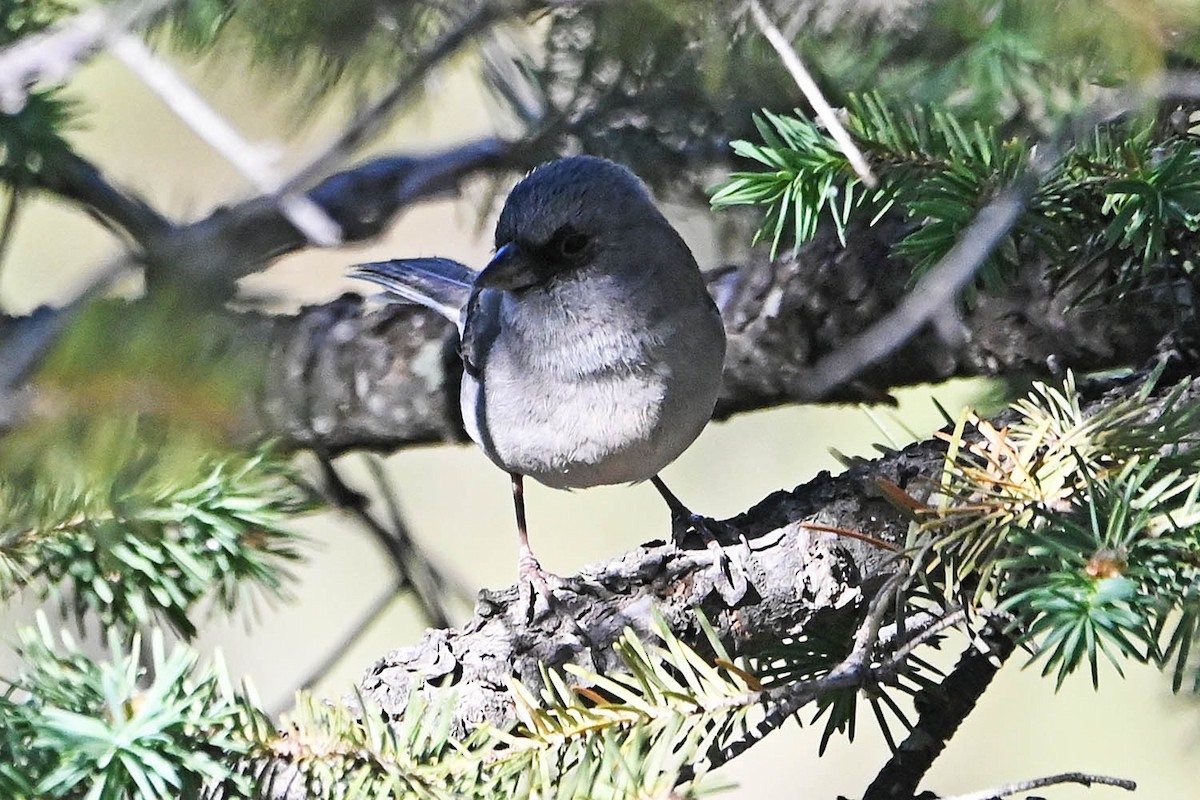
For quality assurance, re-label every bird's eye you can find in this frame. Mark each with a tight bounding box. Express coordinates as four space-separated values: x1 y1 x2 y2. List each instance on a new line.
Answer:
558 232 589 257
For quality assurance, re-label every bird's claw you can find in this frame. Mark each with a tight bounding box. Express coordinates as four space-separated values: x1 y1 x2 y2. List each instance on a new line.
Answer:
517 554 564 622
670 512 749 605
670 511 733 548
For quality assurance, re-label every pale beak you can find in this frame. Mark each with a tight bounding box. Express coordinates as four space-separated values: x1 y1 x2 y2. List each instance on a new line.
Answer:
475 242 545 290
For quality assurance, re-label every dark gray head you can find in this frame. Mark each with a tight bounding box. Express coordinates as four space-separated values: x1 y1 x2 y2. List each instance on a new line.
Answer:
478 156 676 291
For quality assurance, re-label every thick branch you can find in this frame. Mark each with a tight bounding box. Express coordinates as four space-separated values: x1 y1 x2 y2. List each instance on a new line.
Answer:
863 623 1017 800
257 219 1172 452
348 372 1195 747
357 430 920 737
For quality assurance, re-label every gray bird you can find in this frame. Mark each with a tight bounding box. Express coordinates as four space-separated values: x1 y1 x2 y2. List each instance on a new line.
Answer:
352 155 726 585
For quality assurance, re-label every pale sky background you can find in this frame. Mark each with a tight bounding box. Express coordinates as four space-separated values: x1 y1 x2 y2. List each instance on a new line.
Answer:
0 45 1194 800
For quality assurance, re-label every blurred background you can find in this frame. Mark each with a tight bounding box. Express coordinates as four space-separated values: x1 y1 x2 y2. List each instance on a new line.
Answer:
1 39 1195 800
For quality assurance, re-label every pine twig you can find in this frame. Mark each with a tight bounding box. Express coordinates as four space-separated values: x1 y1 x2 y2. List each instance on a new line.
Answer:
941 772 1136 800
745 0 877 187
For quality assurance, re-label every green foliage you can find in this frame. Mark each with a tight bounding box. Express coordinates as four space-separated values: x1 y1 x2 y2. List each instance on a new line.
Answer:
162 0 486 100
927 372 1200 689
0 0 77 188
0 297 311 638
712 96 1200 305
249 615 761 798
0 443 310 638
0 618 263 800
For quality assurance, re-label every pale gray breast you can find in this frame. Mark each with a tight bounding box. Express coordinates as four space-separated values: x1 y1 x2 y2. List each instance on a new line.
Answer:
459 272 725 489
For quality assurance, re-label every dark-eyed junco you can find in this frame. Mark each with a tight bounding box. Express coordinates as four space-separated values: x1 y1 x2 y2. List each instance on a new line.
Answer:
352 156 726 587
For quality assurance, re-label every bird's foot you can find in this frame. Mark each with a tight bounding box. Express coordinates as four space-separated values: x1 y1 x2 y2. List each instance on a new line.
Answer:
670 510 734 549
669 512 750 605
517 549 566 622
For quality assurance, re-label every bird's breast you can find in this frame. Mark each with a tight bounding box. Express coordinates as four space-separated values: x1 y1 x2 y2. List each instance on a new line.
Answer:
460 284 725 489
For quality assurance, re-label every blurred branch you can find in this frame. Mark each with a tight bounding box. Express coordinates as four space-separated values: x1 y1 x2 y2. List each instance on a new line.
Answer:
0 257 131 394
144 137 517 291
0 204 1176 446
0 0 171 113
941 773 1137 800
37 150 172 243
746 0 876 187
110 34 341 248
863 621 1017 800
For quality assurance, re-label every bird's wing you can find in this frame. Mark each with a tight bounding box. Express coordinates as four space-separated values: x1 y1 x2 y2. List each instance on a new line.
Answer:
350 258 478 327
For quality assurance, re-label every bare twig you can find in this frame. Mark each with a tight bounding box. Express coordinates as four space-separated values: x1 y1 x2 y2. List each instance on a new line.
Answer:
154 138 514 288
314 453 462 629
0 0 171 113
745 0 877 187
109 34 341 248
281 1 516 194
271 577 407 717
941 772 1137 800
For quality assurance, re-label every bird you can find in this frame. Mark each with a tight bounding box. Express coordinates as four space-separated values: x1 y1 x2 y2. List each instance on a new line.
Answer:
351 155 727 588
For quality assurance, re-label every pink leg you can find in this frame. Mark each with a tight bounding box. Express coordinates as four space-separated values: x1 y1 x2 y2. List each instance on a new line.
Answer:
511 473 546 582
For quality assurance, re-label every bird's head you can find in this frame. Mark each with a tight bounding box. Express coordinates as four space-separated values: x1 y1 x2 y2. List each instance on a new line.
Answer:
477 156 669 292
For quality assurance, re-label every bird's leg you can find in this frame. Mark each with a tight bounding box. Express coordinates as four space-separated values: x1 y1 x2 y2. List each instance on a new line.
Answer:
510 472 581 623
650 475 731 547
511 473 554 587
651 474 748 604
650 474 695 540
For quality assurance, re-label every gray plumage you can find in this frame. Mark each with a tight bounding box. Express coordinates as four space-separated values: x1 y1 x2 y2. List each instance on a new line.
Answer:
352 156 726 576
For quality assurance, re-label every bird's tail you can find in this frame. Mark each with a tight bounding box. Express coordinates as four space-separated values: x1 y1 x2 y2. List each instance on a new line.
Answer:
350 257 477 324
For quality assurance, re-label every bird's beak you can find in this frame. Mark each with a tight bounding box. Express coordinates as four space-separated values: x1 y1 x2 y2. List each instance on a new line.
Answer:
475 242 544 291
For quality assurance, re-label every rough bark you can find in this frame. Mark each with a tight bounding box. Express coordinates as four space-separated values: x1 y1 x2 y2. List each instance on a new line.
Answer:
347 371 1193 744
257 220 1172 453
357 430 932 738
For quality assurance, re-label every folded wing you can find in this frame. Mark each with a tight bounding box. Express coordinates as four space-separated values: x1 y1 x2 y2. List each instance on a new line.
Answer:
351 257 478 329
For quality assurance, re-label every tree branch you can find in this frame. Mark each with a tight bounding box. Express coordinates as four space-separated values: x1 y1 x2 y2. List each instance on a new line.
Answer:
252 217 1173 452
346 372 1198 759
863 620 1017 800
941 772 1136 800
